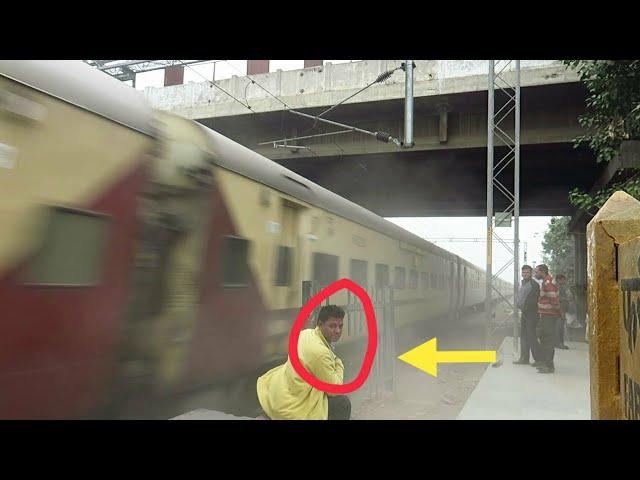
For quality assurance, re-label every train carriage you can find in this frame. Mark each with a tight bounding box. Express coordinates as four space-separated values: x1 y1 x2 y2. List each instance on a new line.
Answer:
0 60 511 419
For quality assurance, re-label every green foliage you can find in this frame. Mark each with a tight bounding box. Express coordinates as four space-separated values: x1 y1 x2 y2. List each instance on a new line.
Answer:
541 217 575 281
564 60 640 163
568 175 640 215
563 60 640 213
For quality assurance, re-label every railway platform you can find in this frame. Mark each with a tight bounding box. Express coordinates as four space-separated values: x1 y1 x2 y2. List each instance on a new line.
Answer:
171 409 255 420
456 336 590 420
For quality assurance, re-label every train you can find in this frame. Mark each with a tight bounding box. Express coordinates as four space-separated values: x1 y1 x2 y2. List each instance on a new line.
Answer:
0 60 511 419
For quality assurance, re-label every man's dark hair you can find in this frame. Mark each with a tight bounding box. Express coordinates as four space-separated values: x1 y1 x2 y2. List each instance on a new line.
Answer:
522 265 532 272
317 305 345 324
536 264 549 275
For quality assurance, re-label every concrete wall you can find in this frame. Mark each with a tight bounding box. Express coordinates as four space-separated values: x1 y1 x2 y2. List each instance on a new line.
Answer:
144 60 578 120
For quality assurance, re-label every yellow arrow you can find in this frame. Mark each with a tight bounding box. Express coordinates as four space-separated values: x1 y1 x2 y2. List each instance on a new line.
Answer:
397 338 496 377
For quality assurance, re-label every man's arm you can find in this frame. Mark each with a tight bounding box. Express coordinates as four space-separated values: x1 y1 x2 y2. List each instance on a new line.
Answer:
311 351 344 389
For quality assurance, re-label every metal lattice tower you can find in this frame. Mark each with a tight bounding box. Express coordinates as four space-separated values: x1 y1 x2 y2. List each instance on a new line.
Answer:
485 60 521 352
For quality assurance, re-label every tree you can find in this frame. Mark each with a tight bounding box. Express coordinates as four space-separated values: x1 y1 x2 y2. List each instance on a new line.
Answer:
563 60 640 214
541 217 575 281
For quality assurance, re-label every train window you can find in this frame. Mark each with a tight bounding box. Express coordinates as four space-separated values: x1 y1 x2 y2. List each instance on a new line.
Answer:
420 272 428 290
350 259 368 288
430 273 437 289
24 207 108 286
394 267 406 290
409 269 418 289
221 236 250 287
274 245 292 286
313 252 339 287
375 263 389 289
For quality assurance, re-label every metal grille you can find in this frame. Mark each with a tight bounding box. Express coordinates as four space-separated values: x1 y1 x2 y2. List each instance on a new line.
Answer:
301 281 396 401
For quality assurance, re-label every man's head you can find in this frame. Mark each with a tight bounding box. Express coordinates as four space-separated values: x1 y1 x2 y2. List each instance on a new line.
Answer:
317 305 345 343
521 265 533 281
535 264 549 280
556 274 567 285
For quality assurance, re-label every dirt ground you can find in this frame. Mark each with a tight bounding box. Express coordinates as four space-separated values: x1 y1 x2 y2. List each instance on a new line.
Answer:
143 303 587 420
348 305 516 420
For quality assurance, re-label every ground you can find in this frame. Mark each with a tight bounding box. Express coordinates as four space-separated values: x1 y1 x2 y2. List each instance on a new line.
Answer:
348 306 588 420
143 304 588 420
345 305 512 420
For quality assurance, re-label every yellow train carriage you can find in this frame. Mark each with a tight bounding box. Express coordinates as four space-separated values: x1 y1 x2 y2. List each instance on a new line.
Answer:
0 60 511 418
192 115 500 365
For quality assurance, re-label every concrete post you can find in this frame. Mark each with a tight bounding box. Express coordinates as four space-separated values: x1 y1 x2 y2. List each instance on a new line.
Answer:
304 60 323 68
587 191 640 419
438 104 448 143
247 60 269 75
164 66 184 87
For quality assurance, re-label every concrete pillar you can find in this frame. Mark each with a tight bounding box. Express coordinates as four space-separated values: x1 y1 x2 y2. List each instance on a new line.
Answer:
617 235 640 419
587 191 640 419
247 60 269 75
164 66 184 87
304 60 323 68
438 104 449 143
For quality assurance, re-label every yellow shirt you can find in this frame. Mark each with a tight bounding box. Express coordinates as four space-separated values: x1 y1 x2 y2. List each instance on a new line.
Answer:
256 326 344 420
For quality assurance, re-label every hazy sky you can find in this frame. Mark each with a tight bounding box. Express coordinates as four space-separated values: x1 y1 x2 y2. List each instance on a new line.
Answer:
132 60 556 282
386 216 553 282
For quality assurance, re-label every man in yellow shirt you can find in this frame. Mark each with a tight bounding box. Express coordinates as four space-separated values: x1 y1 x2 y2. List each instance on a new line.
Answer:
256 305 351 420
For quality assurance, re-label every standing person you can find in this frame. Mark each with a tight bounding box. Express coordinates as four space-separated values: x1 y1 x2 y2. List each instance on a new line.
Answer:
256 305 351 420
555 274 570 349
534 264 561 374
513 265 541 365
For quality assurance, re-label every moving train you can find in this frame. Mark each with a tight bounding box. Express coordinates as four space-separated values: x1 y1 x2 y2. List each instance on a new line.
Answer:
0 61 511 419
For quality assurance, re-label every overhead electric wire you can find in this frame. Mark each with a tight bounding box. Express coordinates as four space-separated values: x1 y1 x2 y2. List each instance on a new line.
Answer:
309 65 403 130
223 59 401 130
177 60 254 113
257 129 354 146
220 60 403 149
223 60 292 110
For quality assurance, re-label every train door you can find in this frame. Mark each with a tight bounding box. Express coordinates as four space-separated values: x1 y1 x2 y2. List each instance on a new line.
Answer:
280 198 304 306
456 259 462 314
449 260 457 320
462 265 467 310
110 182 214 408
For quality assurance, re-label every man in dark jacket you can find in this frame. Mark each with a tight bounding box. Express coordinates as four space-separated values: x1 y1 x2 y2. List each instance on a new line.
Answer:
513 265 541 365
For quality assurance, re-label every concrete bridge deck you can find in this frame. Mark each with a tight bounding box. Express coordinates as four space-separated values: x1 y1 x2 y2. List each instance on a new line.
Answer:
144 60 577 121
141 60 597 218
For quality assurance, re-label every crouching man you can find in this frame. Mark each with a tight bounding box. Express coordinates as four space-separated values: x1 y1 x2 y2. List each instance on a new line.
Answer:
256 305 351 420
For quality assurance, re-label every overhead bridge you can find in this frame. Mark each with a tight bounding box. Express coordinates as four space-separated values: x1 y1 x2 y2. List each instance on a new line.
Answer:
143 60 599 217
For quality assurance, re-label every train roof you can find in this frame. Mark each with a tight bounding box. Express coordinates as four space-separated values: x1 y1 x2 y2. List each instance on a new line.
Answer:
0 60 155 136
198 122 470 264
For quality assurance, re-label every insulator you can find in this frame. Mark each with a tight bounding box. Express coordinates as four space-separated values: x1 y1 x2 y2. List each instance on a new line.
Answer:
375 70 394 83
375 131 391 143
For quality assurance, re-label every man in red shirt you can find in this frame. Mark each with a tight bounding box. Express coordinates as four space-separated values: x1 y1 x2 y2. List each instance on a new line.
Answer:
534 264 560 374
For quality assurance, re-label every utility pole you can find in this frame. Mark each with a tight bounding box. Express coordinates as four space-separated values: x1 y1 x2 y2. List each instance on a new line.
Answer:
403 60 414 148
